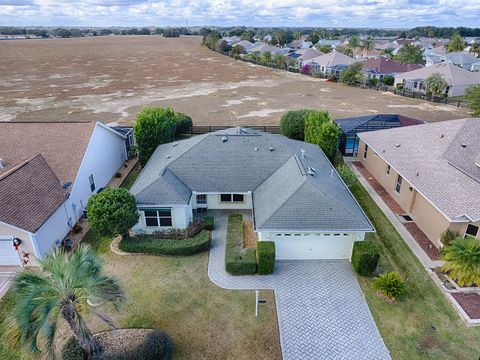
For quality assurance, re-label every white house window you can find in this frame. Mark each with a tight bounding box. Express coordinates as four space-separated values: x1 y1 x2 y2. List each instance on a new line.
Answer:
196 194 207 205
386 164 391 175
363 144 368 159
220 194 244 203
465 224 479 238
395 175 403 194
89 174 95 192
144 209 172 227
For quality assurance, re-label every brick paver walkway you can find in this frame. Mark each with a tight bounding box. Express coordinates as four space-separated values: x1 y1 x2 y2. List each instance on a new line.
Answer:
207 210 391 360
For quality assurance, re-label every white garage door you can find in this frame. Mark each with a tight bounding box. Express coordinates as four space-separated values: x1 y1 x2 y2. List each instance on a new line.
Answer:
0 238 21 265
269 233 355 260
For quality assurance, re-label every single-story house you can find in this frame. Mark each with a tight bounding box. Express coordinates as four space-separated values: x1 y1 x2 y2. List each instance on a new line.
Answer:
357 118 480 246
439 52 479 71
317 39 342 49
0 121 128 266
303 50 356 74
288 48 322 65
233 40 255 51
130 127 374 260
360 57 422 80
394 63 480 97
334 114 425 156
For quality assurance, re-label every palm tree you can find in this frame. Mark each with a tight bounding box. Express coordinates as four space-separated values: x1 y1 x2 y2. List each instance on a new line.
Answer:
470 43 480 57
348 35 359 57
273 53 286 69
260 51 272 65
381 48 395 60
361 38 374 57
442 237 480 287
425 73 448 100
6 244 124 358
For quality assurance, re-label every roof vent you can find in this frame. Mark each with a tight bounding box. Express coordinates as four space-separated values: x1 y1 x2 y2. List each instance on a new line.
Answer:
440 134 444 138
222 136 228 143
269 146 274 151
172 142 178 147
254 147 258 151
62 182 72 189
461 143 467 148
241 128 248 134
166 155 172 159
0 158 5 168
307 166 316 176
300 149 306 158
396 144 401 148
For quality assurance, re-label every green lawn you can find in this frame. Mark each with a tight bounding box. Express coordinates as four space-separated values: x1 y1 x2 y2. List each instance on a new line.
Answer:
119 164 141 190
350 180 480 359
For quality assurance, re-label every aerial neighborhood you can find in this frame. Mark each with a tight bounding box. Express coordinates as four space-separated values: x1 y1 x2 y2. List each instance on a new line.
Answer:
1 21 480 360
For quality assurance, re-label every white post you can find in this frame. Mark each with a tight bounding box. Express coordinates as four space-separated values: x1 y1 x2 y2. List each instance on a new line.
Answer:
255 290 259 317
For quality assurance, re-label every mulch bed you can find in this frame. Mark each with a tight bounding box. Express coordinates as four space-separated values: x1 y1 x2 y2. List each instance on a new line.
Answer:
243 221 257 249
353 161 440 260
451 293 480 320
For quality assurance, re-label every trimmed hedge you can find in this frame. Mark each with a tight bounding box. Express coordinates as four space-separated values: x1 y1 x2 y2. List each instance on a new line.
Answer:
203 216 214 231
225 214 257 275
257 241 275 275
351 241 380 276
119 230 211 256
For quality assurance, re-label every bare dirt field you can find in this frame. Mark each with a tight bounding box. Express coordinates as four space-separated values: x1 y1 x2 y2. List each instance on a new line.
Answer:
0 35 469 125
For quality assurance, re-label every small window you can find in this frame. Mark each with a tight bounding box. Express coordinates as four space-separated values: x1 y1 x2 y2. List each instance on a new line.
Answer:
294 234 301 236
395 175 403 194
232 194 244 202
324 234 330 236
220 194 232 202
88 174 95 192
196 194 207 205
465 224 479 238
413 81 418 89
284 234 291 236
143 209 172 227
386 164 391 175
334 233 340 236
363 144 368 159
275 233 282 236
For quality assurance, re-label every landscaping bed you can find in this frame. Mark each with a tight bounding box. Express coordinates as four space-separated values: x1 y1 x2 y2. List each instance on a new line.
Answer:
119 230 211 256
451 293 480 320
225 214 257 275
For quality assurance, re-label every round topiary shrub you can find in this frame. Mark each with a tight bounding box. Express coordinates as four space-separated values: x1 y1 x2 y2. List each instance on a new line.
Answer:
62 337 85 360
279 109 312 140
351 241 380 276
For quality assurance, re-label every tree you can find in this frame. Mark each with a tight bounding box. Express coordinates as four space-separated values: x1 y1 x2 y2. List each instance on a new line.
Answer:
425 73 448 100
465 84 480 117
240 31 254 42
382 75 395 86
87 188 139 237
469 43 480 57
308 32 319 45
381 48 395 60
304 110 340 162
202 31 221 49
336 45 353 57
348 35 359 56
273 53 287 69
361 38 374 57
293 31 303 40
315 44 333 54
280 109 312 140
231 45 246 57
134 107 177 165
5 244 124 358
272 30 294 46
215 39 231 53
260 51 272 65
394 43 425 65
340 62 364 85
448 32 465 52
174 112 193 135
442 237 480 287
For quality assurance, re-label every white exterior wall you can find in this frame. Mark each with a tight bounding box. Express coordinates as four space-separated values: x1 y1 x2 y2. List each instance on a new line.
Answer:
132 204 193 234
0 222 35 266
192 193 252 210
68 124 127 221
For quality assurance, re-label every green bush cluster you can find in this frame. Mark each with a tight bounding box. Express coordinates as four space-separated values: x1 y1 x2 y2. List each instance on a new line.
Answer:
225 214 256 275
373 271 406 301
174 112 193 136
257 241 275 275
119 230 211 256
62 337 85 360
351 241 380 276
440 228 459 247
202 216 214 231
304 110 340 163
279 109 312 140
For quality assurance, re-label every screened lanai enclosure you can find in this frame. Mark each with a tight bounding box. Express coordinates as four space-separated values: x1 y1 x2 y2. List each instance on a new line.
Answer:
334 114 424 156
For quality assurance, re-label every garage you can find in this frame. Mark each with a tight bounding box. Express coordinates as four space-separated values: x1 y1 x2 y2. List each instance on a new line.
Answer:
266 233 356 260
0 237 21 265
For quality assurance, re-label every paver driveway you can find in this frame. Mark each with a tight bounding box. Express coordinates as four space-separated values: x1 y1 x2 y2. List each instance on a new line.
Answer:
207 211 390 360
0 270 17 299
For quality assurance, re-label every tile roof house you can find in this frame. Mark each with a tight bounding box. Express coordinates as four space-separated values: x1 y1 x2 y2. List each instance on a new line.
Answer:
394 63 480 97
130 127 373 260
360 57 422 80
357 118 480 246
303 50 356 74
0 121 129 266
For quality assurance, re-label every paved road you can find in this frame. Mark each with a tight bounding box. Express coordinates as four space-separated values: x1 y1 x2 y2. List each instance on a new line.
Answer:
207 211 391 360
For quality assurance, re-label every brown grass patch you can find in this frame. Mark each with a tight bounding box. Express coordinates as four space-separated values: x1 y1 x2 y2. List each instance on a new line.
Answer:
243 221 257 249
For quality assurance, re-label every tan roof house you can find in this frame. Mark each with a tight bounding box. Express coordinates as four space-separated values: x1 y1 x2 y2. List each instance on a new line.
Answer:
357 118 480 247
303 50 356 74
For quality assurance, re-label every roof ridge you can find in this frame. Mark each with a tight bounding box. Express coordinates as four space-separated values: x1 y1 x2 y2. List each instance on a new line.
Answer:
0 153 43 181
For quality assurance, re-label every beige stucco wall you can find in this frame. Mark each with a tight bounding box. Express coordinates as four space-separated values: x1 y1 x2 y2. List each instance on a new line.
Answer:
450 220 480 240
0 222 39 266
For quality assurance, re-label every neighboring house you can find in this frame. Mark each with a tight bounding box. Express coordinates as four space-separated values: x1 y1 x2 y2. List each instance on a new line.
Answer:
288 39 312 49
233 40 255 51
394 63 480 97
223 36 241 46
334 114 425 157
425 54 443 67
247 43 281 55
303 50 356 74
439 52 479 71
289 48 322 65
360 57 422 80
357 118 480 246
130 127 374 260
317 39 341 48
0 121 128 266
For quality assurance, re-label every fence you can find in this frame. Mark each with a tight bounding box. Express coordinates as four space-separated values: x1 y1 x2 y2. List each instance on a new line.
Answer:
191 125 281 135
217 50 470 109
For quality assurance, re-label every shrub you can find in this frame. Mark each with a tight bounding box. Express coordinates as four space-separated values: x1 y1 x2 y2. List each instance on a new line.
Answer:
368 78 380 86
72 223 83 234
440 228 460 247
441 237 480 287
336 164 357 187
257 241 275 275
351 241 380 276
373 271 406 301
382 75 394 86
340 63 364 85
174 112 193 136
203 216 214 231
465 84 480 117
120 230 211 256
225 214 256 275
62 337 85 360
280 109 312 140
304 110 340 163
86 188 139 237
134 107 177 165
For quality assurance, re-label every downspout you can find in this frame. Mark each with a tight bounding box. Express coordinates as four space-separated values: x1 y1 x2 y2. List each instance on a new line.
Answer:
408 188 417 214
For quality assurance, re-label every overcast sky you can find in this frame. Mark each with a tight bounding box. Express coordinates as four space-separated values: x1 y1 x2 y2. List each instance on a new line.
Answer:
0 0 479 28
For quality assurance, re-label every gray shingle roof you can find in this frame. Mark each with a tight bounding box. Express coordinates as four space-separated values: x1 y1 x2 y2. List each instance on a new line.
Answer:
132 128 373 231
358 118 480 222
